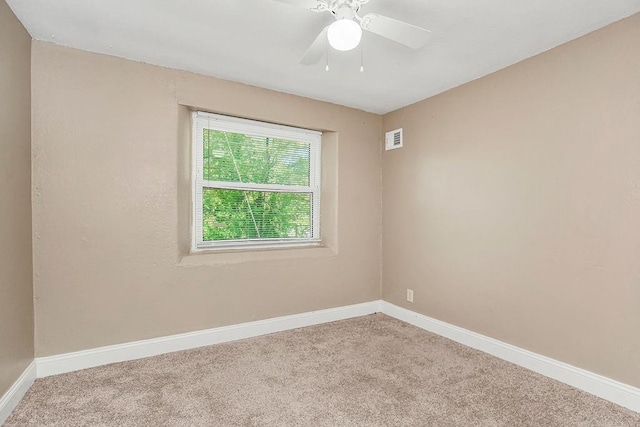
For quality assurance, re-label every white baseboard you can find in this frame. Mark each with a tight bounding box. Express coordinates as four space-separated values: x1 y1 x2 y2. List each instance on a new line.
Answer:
0 361 36 425
380 301 640 413
36 300 382 378
29 299 639 414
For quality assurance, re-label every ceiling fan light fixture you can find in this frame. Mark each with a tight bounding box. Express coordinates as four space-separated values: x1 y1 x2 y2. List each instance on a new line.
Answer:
327 19 362 51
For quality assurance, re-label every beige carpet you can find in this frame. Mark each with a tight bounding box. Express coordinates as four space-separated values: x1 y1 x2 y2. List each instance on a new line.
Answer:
6 314 640 426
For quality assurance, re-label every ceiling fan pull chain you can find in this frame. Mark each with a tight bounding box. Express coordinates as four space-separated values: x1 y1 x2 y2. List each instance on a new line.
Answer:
326 36 330 71
360 42 364 72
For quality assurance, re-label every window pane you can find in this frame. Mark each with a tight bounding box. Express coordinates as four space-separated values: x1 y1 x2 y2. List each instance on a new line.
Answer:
202 129 310 186
202 188 312 241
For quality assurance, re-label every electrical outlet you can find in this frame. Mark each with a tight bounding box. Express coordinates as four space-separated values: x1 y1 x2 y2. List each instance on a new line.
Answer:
407 289 414 303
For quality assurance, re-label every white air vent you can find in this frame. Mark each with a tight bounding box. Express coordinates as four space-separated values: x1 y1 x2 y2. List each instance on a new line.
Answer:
385 128 403 150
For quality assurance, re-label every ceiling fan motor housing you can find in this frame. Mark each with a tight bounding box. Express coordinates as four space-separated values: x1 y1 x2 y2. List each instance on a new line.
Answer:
330 0 368 18
334 5 355 20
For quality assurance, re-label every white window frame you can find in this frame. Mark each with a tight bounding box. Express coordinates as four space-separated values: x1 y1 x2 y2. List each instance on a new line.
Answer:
192 111 322 251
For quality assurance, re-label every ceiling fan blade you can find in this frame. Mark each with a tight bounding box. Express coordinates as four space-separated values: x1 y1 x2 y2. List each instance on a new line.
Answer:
300 27 328 65
361 13 431 49
271 0 326 11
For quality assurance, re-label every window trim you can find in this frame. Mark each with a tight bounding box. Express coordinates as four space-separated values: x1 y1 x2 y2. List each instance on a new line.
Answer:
191 111 322 251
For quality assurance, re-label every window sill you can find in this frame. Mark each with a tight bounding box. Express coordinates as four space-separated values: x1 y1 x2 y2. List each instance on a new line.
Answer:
178 245 337 266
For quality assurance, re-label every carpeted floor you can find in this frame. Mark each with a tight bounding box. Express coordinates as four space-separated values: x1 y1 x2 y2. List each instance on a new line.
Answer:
6 314 640 426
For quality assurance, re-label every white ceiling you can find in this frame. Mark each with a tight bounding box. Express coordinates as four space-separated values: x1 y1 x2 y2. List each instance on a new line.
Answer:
7 0 640 114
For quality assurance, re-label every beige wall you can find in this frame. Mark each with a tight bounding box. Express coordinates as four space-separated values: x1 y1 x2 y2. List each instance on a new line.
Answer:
0 0 34 396
383 13 640 387
31 41 382 356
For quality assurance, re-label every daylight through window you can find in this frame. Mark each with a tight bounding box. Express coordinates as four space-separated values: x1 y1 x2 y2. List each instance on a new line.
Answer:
192 112 321 250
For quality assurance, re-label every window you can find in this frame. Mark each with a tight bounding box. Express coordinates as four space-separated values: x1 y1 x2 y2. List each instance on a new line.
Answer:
192 112 321 250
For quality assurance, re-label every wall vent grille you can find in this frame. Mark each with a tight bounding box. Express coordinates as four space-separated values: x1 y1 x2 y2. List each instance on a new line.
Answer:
385 128 403 150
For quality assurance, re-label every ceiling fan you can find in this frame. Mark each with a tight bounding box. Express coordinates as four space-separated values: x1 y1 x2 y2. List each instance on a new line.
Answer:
273 0 431 65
